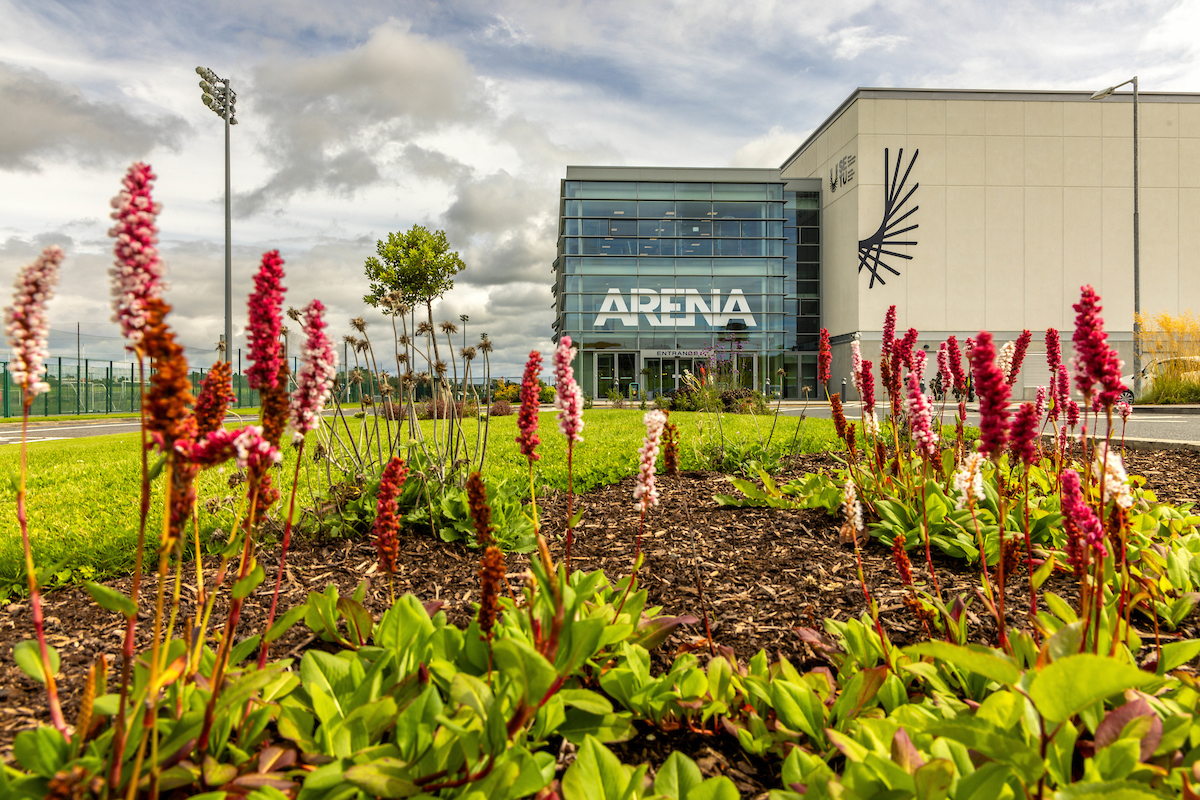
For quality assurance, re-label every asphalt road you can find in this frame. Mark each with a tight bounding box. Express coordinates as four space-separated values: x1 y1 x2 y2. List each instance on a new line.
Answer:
3 404 1198 447
785 401 1200 447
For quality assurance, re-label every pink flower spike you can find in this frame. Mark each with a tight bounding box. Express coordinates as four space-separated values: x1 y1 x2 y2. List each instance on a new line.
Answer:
554 335 584 444
634 410 667 511
905 368 938 458
850 340 863 398
817 328 831 386
516 350 542 462
859 358 875 414
881 306 896 360
1045 328 1062 374
1060 468 1108 575
1007 330 1032 386
1071 285 1126 407
246 250 286 391
108 162 166 347
969 331 1011 461
946 335 966 396
5 246 63 398
1008 402 1039 467
289 299 338 444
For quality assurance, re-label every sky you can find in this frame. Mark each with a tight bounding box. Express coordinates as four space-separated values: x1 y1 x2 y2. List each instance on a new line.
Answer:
1 0 1199 380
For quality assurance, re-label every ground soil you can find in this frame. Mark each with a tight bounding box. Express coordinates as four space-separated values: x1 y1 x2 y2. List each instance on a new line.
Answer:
3 448 1199 796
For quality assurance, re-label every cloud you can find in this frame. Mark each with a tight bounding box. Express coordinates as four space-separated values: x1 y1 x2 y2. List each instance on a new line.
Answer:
236 20 486 215
822 26 908 61
0 62 188 172
730 125 808 168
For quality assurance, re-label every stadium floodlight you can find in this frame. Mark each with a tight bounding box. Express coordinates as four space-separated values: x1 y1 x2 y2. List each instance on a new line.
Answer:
196 65 238 364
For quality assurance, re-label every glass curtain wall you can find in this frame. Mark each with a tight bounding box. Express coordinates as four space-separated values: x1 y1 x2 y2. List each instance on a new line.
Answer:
555 178 800 395
783 189 821 398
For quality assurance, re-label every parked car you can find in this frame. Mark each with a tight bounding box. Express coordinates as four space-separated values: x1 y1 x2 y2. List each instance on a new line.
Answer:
1122 356 1200 402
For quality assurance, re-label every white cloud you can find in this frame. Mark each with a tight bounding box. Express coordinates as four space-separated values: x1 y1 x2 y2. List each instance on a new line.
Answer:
731 126 809 168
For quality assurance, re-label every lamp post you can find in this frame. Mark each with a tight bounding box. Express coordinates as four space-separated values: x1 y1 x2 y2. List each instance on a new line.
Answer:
196 66 238 367
1090 76 1140 397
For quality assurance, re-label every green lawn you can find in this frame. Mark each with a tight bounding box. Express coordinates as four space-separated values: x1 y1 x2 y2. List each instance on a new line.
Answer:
0 408 840 596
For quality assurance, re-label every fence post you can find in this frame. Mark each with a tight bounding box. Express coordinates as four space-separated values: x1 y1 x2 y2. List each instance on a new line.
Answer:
2 363 7 418
130 362 134 413
107 361 112 414
58 357 63 416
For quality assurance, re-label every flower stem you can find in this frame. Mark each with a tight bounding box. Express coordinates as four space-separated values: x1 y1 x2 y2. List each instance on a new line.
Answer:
16 395 67 737
258 444 306 669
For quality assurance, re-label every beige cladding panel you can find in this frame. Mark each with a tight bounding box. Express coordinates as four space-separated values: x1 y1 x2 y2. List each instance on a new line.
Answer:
795 91 1200 341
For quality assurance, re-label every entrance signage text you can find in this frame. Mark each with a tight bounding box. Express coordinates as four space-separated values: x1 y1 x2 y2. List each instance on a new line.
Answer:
593 288 757 328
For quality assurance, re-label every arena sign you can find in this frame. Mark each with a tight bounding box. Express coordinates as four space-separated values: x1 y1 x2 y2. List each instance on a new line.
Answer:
593 288 757 327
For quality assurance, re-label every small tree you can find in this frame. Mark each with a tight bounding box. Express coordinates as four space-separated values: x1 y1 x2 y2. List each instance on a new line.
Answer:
365 226 465 351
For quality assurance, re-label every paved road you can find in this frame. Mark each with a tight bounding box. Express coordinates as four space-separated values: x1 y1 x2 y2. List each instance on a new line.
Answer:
3 403 1198 448
782 402 1200 448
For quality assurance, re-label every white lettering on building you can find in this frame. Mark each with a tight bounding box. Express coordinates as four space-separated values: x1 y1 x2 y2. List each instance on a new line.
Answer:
593 289 757 328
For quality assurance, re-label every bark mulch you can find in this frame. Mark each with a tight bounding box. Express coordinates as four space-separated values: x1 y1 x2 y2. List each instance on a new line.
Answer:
2 449 1199 797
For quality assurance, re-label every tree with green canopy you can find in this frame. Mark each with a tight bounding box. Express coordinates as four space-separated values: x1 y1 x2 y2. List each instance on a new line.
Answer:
364 225 466 366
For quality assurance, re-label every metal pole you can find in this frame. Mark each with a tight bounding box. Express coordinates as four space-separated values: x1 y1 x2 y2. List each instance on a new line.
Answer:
1132 77 1141 398
224 85 233 373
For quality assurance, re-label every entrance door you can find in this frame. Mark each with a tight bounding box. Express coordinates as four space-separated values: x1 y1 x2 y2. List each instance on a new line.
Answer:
596 353 638 398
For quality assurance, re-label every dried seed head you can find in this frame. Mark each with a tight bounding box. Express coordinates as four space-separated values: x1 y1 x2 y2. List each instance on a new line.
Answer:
286 306 302 322
478 338 494 354
416 321 434 335
462 346 476 361
434 360 447 376
350 316 367 333
439 320 458 334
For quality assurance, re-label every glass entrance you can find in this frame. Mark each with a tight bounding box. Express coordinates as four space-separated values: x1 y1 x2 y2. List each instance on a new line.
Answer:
596 353 637 398
643 358 695 397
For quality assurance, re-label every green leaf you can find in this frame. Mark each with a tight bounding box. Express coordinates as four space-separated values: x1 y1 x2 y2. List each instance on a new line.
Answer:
913 759 955 800
264 605 308 645
1051 780 1174 800
12 726 69 778
562 735 628 800
686 777 739 800
1029 654 1158 723
655 751 703 799
558 689 613 716
13 640 59 685
493 638 556 706
1159 639 1200 674
232 563 265 600
925 719 1043 784
344 757 419 798
905 641 1020 686
83 581 137 617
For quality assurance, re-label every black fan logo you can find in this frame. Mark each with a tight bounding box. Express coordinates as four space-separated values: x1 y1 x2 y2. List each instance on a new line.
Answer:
857 148 919 288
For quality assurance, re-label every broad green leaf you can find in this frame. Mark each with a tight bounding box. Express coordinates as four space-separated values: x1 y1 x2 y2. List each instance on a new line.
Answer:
926 719 1043 784
1158 639 1200 674
12 640 59 684
654 751 703 799
1029 654 1158 723
1052 780 1174 799
344 757 419 798
905 641 1020 686
12 726 69 778
493 637 556 706
913 759 955 800
558 689 613 716
264 605 308 644
232 562 265 600
562 735 627 800
687 777 739 800
84 581 137 617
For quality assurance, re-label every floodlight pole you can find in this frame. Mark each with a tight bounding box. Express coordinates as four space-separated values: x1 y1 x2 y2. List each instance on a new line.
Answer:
223 83 232 368
1090 76 1140 397
197 66 237 368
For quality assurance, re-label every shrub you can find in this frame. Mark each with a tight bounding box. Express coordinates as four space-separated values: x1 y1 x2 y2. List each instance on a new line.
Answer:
489 398 514 416
539 385 556 404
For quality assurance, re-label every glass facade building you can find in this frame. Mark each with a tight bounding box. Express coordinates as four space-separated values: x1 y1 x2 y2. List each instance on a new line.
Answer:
553 167 821 399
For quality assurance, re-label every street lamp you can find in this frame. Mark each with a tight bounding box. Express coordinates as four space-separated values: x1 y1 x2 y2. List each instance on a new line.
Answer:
460 314 469 352
196 65 238 367
1089 76 1140 397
